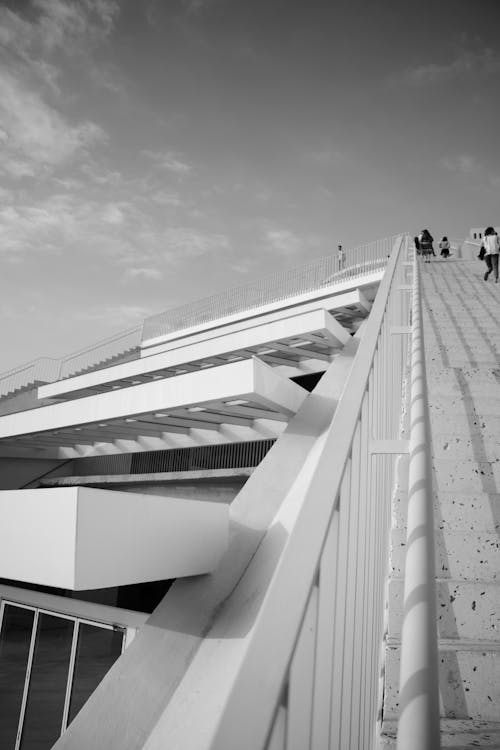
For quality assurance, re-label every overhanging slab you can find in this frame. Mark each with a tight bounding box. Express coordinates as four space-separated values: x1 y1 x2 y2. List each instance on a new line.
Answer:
38 308 349 401
0 486 229 589
0 358 307 449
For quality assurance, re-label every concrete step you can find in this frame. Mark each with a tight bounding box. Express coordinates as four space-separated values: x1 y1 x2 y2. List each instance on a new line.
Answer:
427 383 500 399
429 398 500 418
380 719 500 749
426 321 500 330
384 643 500 721
428 413 500 435
388 579 500 641
432 459 500 494
433 434 500 461
390 528 500 580
392 490 500 532
438 359 500 368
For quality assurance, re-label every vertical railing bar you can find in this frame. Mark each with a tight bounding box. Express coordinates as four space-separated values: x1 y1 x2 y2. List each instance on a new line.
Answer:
358 393 373 747
339 423 362 750
349 394 370 747
285 586 319 750
15 608 38 750
61 620 79 733
362 370 375 750
310 509 340 748
328 464 352 749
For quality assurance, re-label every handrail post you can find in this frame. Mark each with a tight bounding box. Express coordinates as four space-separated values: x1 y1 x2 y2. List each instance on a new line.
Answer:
397 256 440 749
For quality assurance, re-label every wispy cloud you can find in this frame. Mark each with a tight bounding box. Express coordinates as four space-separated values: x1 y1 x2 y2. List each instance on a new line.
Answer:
125 267 163 281
0 1 119 86
440 154 480 174
265 229 302 255
142 149 193 176
74 304 154 325
307 148 345 167
151 190 186 207
162 227 230 258
402 48 500 86
440 153 500 191
0 69 105 177
0 1 119 179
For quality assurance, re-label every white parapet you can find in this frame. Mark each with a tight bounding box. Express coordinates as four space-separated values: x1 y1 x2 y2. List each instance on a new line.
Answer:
0 486 229 589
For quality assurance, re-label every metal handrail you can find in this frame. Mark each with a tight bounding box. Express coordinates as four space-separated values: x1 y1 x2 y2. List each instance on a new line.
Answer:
396 255 440 749
0 325 143 399
0 236 397 400
141 235 399 342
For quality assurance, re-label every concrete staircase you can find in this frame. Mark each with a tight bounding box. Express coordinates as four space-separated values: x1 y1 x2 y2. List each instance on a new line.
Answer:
382 258 500 748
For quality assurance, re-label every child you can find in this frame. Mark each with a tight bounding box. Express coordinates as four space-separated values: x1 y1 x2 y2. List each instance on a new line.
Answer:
439 236 450 258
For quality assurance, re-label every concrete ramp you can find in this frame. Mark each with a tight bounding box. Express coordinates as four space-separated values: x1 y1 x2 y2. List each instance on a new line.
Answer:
384 258 500 747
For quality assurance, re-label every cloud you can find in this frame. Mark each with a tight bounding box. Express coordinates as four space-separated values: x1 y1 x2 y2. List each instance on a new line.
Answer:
265 229 301 255
151 190 186 207
80 162 122 185
307 148 345 167
74 304 154 325
102 203 125 225
125 267 163 280
403 48 500 86
142 150 193 176
0 69 105 177
0 1 118 179
0 1 119 86
162 227 230 258
440 154 480 174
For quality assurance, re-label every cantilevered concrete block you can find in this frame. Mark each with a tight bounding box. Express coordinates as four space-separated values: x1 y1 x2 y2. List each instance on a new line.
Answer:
0 487 228 589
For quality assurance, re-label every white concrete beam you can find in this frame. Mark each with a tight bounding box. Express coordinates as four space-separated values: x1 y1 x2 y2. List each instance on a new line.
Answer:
0 487 229 589
38 308 350 401
0 359 306 442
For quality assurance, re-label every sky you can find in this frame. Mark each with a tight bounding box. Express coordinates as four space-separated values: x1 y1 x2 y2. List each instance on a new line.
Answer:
1 0 500 370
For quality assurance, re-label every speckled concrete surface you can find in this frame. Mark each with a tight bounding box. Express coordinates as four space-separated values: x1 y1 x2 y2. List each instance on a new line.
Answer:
383 259 500 747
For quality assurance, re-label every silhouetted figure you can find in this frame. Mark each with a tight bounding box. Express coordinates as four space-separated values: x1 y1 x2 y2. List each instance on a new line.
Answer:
439 236 450 258
414 235 421 255
418 229 434 263
482 226 500 283
337 244 345 269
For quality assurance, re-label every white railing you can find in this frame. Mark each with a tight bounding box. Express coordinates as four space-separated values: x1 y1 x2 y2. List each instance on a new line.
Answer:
0 326 142 400
0 236 397 401
189 234 413 749
141 236 398 342
397 255 440 749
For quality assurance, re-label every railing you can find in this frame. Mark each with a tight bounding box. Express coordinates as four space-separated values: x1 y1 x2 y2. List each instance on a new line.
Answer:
57 326 142 380
0 236 397 401
397 255 440 749
63 439 276 478
141 236 398 343
0 357 61 399
162 234 412 749
0 326 142 400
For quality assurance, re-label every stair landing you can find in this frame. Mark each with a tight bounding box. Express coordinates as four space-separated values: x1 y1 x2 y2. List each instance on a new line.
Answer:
383 259 500 748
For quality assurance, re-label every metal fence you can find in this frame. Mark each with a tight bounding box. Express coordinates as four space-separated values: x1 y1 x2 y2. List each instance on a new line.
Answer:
0 235 397 402
141 236 397 343
67 439 276 478
0 326 142 400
